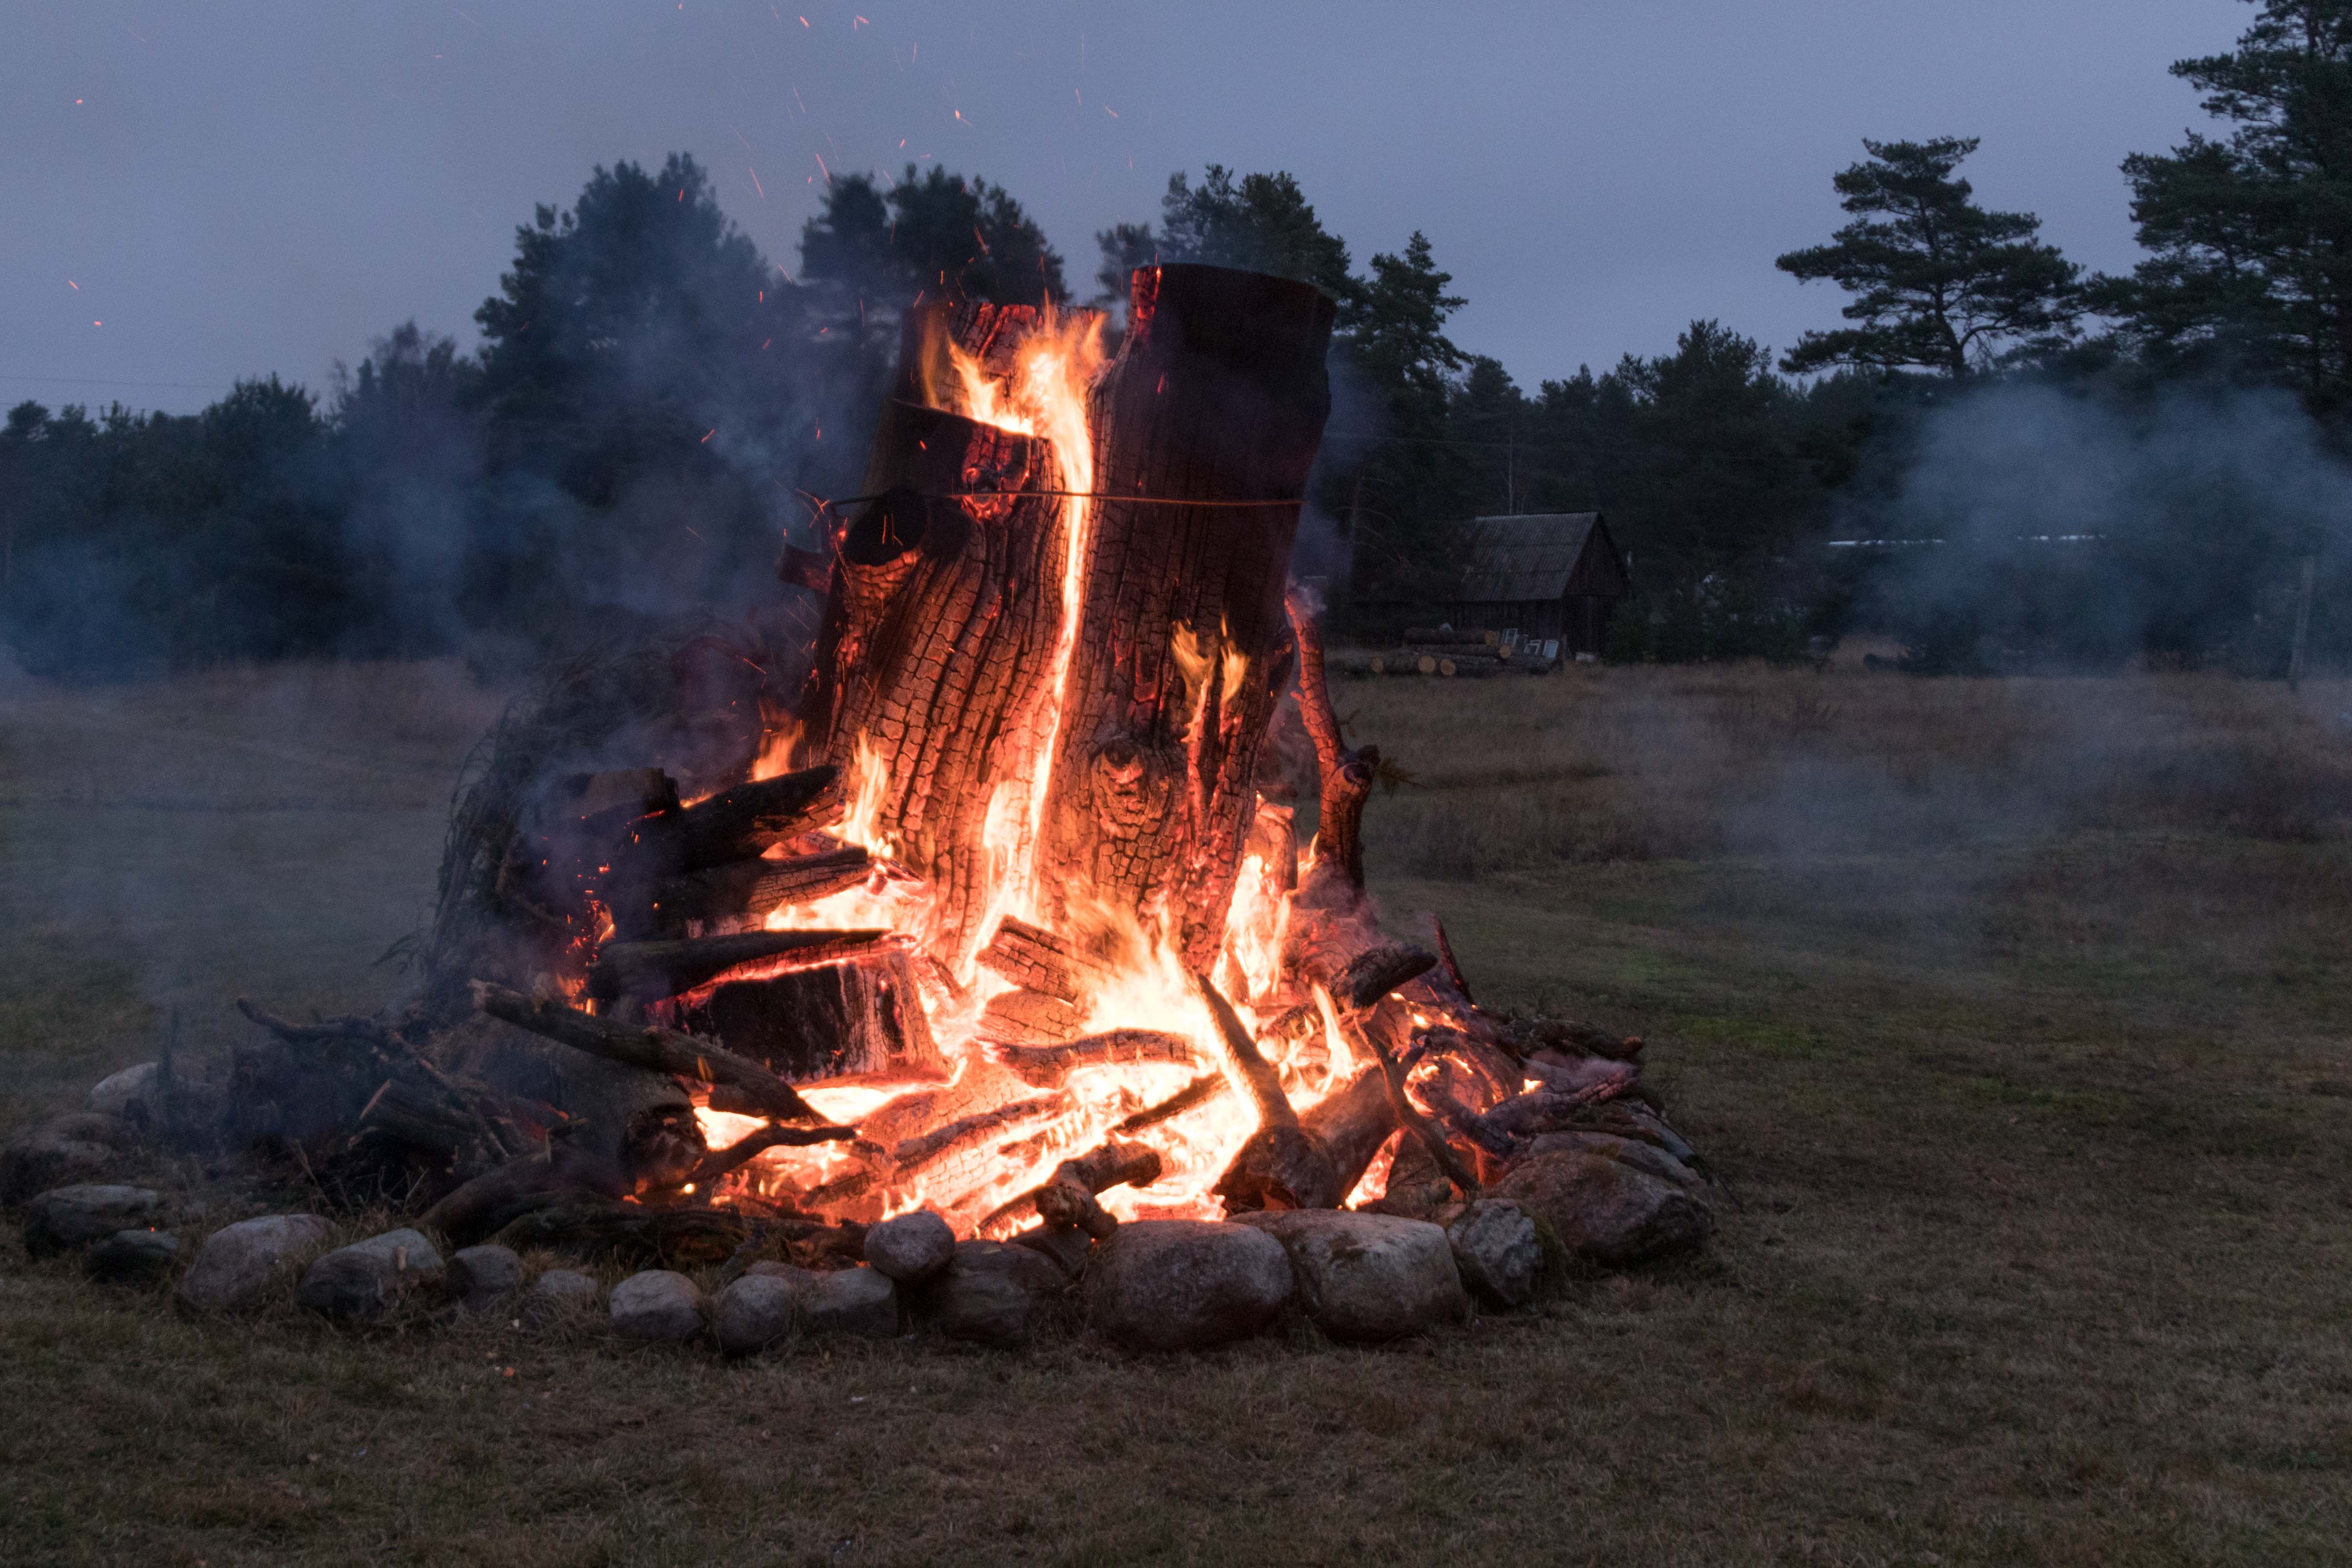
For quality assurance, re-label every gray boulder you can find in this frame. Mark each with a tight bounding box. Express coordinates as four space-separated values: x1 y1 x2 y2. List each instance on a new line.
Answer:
86 1062 163 1125
23 1184 162 1258
714 1272 796 1355
2 1112 137 1202
1235 1210 1467 1342
86 1228 179 1284
610 1270 704 1343
295 1229 445 1322
1083 1219 1294 1352
925 1240 1067 1347
1490 1150 1714 1267
445 1245 524 1313
176 1214 334 1312
797 1266 900 1338
1443 1199 1543 1307
862 1210 956 1284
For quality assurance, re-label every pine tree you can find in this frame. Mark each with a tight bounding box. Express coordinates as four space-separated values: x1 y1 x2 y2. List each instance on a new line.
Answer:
1777 138 2081 376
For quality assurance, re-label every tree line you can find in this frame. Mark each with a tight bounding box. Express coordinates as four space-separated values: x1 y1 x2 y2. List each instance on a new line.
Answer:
4 0 2348 678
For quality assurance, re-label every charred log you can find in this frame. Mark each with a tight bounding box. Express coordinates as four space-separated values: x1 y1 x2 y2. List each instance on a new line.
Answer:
470 980 837 1126
589 928 890 1004
659 949 943 1085
417 1127 631 1248
1190 971 1294 1130
1113 1072 1228 1134
975 988 1086 1047
640 847 872 936
991 1138 1164 1240
610 766 843 901
984 1029 1198 1089
976 917 1108 1005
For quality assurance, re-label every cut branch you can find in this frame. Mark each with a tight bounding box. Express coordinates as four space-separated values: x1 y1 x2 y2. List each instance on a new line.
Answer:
1285 585 1375 891
686 1121 860 1190
1189 971 1294 1130
470 980 832 1125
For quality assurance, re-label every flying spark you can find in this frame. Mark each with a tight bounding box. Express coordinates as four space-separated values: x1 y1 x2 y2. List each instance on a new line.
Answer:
749 166 764 197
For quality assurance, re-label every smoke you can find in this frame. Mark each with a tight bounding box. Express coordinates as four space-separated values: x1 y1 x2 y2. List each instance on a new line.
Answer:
1848 380 2351 673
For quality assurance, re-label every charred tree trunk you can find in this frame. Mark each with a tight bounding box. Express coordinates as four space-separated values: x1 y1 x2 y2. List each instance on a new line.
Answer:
1034 265 1337 966
821 412 1070 966
810 301 1107 970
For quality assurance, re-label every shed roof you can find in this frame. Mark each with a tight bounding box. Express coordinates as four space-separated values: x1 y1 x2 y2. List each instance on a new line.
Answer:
1458 513 1608 603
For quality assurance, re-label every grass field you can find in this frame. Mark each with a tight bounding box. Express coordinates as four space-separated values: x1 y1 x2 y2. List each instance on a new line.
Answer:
3 656 2350 1566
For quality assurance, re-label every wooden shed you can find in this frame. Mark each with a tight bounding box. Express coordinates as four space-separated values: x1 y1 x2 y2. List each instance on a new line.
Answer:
1448 512 1629 657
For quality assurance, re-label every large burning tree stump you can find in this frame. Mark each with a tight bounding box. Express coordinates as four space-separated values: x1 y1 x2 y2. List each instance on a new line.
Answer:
807 302 1096 966
1034 266 1337 967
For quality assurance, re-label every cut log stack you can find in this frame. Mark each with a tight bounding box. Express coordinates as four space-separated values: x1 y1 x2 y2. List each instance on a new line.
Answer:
98 260 1714 1330
1366 627 1552 678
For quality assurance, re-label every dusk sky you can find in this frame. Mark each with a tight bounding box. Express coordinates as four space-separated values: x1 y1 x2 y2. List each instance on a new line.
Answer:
7 1 2248 416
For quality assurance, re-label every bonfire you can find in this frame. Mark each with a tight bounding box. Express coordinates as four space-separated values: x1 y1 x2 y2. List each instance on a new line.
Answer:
18 264 1714 1350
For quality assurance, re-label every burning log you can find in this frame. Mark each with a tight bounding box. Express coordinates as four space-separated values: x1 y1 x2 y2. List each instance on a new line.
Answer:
983 1029 1199 1089
1191 971 1291 1131
1034 264 1338 966
976 916 1107 1004
1244 797 1299 893
686 1121 861 1191
469 980 838 1126
1212 1063 1397 1215
666 767 844 868
640 846 871 935
888 1093 1068 1178
589 928 891 1004
1114 1072 1228 1133
1304 1065 1404 1198
660 948 944 1085
989 1138 1164 1240
1193 969 1343 1213
976 988 1085 1047
1349 1006 1481 1199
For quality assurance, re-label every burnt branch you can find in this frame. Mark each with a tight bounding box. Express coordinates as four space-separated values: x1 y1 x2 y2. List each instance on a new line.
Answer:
470 980 831 1125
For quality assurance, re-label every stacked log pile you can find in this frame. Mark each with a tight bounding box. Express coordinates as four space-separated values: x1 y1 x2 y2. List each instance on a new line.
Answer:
1367 628 1551 678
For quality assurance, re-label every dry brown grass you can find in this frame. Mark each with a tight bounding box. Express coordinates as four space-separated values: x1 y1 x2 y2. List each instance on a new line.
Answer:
3 660 2350 1566
1351 663 2352 876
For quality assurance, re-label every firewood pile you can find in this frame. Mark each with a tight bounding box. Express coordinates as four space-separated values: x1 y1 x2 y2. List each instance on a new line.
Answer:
7 264 1715 1351
1365 627 1556 678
